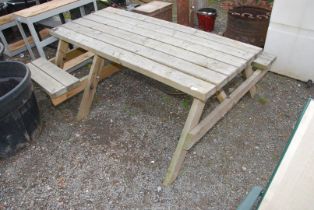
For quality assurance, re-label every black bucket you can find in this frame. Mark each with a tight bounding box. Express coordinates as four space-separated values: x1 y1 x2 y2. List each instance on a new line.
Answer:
0 42 4 61
0 61 40 158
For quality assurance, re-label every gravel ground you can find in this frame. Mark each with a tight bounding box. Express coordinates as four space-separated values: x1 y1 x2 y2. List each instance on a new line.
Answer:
1 2 314 210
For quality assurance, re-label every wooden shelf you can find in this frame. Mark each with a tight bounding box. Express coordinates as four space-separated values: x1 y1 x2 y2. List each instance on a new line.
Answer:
8 28 50 52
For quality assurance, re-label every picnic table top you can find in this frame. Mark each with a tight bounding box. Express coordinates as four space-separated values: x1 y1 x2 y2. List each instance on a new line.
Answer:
50 7 262 101
14 0 80 18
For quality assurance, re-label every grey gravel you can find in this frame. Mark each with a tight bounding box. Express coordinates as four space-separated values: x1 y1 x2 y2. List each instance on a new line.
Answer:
1 2 314 210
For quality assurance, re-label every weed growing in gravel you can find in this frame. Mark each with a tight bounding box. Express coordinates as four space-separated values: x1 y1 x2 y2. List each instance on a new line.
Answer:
161 95 171 104
181 97 192 110
257 96 269 105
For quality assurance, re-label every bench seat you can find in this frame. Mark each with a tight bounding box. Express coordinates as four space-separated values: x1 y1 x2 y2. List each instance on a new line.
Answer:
27 58 80 98
252 52 276 70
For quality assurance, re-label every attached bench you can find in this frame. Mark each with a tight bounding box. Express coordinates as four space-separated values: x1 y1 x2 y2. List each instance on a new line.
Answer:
237 99 314 210
27 58 80 97
28 53 121 106
252 52 276 71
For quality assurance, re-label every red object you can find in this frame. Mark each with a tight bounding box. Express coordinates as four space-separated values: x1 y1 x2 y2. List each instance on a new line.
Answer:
176 0 190 26
197 8 217 32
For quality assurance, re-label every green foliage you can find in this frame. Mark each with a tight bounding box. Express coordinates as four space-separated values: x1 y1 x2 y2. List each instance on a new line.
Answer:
257 96 268 105
181 98 191 110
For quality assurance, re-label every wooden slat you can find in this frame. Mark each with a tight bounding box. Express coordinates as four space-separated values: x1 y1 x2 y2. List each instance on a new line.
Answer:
252 52 276 70
62 22 227 85
99 9 257 60
51 62 121 106
14 0 78 18
106 7 261 54
8 28 50 52
0 14 14 26
32 58 79 89
77 55 105 120
63 51 94 71
133 1 172 13
259 100 314 210
84 13 247 68
27 63 66 97
163 98 205 186
55 40 69 68
50 27 216 101
184 69 268 150
74 17 238 76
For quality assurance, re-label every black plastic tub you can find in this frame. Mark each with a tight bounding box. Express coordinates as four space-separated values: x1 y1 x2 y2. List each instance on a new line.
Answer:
0 61 40 158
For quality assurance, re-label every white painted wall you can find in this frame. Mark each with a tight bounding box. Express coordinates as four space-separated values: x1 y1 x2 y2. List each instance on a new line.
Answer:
264 0 314 82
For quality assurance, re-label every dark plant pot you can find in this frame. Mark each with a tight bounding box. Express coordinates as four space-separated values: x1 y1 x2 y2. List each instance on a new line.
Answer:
224 6 271 47
0 42 4 61
0 62 40 158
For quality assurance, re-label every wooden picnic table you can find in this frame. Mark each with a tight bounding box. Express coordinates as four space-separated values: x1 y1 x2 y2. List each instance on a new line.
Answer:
49 7 267 185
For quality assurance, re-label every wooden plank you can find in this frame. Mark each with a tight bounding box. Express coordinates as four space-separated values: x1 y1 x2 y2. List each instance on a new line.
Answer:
98 10 253 59
133 1 172 13
252 52 276 70
50 27 216 101
184 69 268 150
244 65 257 98
55 40 69 68
74 17 238 76
163 98 205 186
27 63 66 97
105 7 261 54
13 0 78 18
259 100 314 210
0 14 14 26
51 62 121 106
63 51 94 71
99 9 257 60
85 13 247 68
77 55 105 120
216 90 227 103
32 58 79 89
62 22 227 86
8 28 49 52
50 48 87 64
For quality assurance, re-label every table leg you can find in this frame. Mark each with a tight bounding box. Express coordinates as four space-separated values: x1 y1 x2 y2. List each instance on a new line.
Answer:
244 65 257 97
26 21 45 58
15 21 35 60
93 0 98 11
77 55 105 120
55 40 69 68
79 6 86 17
0 30 10 55
163 98 205 186
216 90 227 103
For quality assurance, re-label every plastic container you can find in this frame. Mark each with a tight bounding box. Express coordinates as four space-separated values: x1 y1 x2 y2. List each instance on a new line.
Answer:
0 61 40 158
197 8 217 32
0 42 4 61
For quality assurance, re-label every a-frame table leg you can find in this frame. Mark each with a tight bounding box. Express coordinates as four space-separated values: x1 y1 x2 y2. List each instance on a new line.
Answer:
163 98 205 186
244 65 257 98
77 55 105 120
55 40 69 68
